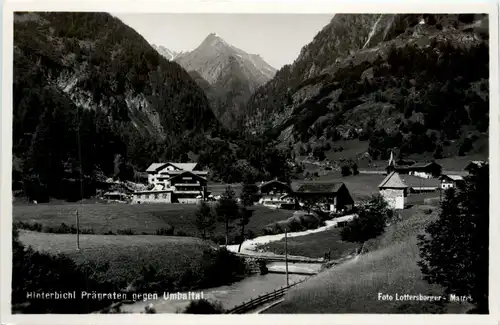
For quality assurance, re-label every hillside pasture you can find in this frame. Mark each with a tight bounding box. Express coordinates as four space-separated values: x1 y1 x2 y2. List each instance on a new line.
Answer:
267 205 472 313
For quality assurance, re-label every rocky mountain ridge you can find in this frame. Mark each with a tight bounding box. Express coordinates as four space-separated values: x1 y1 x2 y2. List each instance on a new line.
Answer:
169 33 277 128
244 14 489 161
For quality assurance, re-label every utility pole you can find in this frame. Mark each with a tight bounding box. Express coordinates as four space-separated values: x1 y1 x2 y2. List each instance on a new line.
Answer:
285 228 289 286
76 210 80 250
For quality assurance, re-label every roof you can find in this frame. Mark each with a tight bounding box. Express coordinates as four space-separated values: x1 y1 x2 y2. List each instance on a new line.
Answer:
295 182 344 193
400 175 440 188
440 174 464 181
260 180 292 189
146 162 199 172
465 160 487 170
169 163 198 171
103 191 127 196
378 172 408 189
394 161 440 170
146 163 166 172
410 161 440 168
159 170 208 176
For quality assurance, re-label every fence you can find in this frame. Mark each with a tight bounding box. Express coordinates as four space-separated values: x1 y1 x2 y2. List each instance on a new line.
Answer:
225 278 309 314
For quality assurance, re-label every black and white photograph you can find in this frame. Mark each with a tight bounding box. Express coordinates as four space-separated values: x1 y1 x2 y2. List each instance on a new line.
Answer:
1 0 499 323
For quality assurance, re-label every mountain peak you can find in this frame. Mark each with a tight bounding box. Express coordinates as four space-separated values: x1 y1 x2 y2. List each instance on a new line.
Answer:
201 32 228 48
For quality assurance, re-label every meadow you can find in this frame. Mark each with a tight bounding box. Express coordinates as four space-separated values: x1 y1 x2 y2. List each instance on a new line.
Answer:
13 202 295 241
257 227 358 259
266 205 472 313
18 230 216 290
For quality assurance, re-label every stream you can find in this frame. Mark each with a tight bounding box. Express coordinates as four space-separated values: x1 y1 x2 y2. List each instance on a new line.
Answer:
121 213 354 313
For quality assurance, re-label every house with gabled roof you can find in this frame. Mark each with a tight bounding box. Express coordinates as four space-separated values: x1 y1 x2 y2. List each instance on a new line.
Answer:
258 179 297 209
132 162 209 204
294 182 354 213
439 174 465 190
379 171 408 210
464 160 487 174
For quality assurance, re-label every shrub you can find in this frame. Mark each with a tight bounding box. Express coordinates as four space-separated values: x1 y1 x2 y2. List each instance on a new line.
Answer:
183 299 225 314
246 230 256 239
14 221 43 232
341 195 391 245
288 218 305 232
341 165 352 177
156 225 175 236
210 234 226 245
117 228 135 235
175 230 189 237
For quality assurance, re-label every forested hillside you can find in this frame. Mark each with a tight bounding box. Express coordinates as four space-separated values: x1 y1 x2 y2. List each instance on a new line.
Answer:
245 14 489 162
13 12 289 201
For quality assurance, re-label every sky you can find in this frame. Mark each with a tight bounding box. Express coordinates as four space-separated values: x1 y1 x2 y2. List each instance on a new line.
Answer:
112 13 333 69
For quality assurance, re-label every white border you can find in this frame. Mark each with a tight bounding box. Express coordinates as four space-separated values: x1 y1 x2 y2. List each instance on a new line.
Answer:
1 1 499 325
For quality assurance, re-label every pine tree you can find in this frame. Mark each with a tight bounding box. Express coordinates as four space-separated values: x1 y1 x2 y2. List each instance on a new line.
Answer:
417 163 489 313
215 186 239 245
195 202 216 239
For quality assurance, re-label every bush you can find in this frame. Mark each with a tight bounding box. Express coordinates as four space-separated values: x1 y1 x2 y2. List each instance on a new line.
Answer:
341 165 352 177
210 234 226 245
156 225 175 236
288 218 305 232
246 230 256 240
340 195 391 245
183 299 224 314
175 230 189 237
14 221 43 232
117 228 135 235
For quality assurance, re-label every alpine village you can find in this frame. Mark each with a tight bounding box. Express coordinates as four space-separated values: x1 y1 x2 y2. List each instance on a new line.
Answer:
11 12 489 315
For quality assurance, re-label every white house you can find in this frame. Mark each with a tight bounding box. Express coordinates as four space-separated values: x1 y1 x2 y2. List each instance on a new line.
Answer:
439 174 464 190
378 171 408 210
132 162 209 204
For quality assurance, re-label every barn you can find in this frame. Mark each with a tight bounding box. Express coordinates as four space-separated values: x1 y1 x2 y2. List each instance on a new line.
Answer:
294 182 354 213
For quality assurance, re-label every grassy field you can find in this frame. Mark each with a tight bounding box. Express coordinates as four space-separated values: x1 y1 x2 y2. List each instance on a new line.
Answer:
19 230 215 290
13 202 295 239
257 227 358 259
267 205 472 313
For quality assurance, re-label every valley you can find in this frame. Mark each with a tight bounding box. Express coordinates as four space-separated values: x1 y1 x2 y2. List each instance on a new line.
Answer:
10 11 490 316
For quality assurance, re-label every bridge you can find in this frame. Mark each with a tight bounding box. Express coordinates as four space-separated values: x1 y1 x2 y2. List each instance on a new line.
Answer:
232 251 324 264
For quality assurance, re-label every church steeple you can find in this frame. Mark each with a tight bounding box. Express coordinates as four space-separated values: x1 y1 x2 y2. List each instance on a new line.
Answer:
388 150 395 167
386 150 396 174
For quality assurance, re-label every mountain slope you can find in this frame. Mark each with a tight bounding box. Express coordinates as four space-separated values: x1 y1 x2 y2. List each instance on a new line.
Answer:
175 33 276 127
245 14 489 162
13 12 220 201
151 44 187 61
